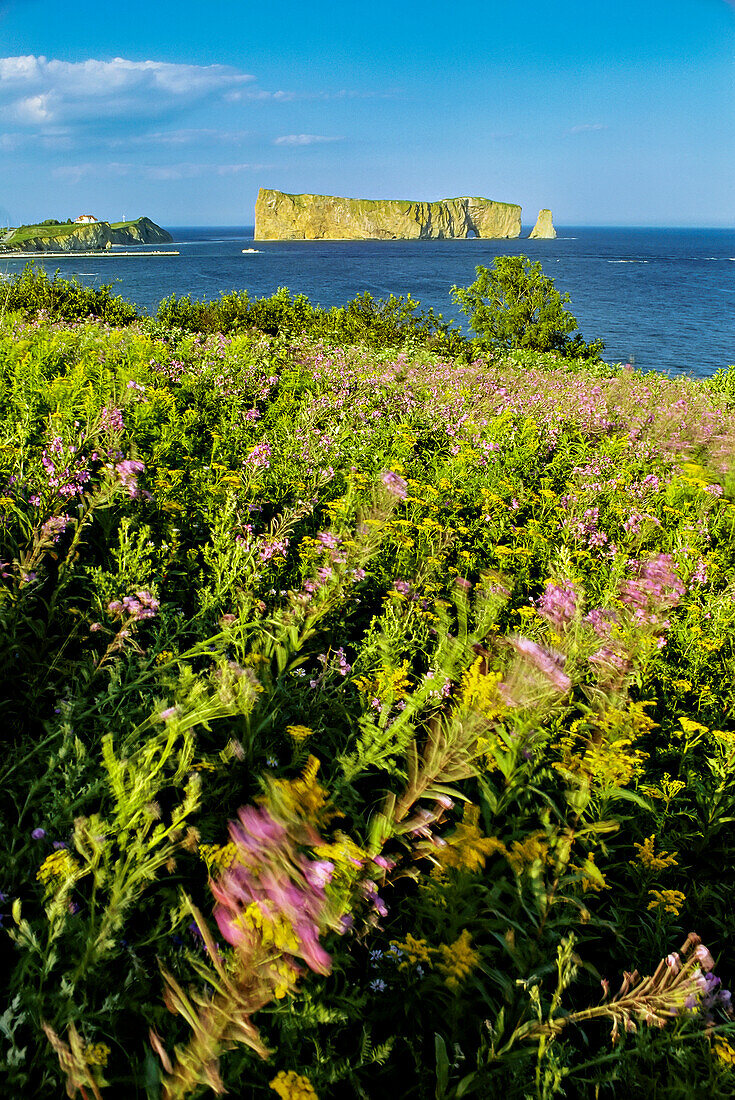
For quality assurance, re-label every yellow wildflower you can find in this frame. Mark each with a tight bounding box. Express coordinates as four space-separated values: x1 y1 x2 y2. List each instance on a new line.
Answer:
578 852 609 893
353 661 412 703
647 889 686 916
269 756 336 824
632 835 678 872
433 804 507 874
83 1042 111 1067
460 659 504 720
37 849 78 884
638 773 685 808
678 716 708 735
435 930 479 991
238 901 300 958
269 1070 319 1100
198 843 237 873
714 1037 735 1067
314 832 367 870
507 832 550 874
270 957 301 1000
389 933 433 970
286 724 313 742
36 849 82 897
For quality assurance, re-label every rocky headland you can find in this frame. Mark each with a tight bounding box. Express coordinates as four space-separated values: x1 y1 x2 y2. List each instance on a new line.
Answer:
254 189 524 240
0 217 173 253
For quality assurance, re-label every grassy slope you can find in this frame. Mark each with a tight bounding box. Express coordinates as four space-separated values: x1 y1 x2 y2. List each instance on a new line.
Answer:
5 218 146 243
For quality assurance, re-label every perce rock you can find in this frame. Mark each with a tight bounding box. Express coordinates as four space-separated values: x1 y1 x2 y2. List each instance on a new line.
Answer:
528 209 556 239
254 189 522 240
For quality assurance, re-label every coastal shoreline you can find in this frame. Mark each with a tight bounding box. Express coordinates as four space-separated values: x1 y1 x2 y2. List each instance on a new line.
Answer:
0 249 180 259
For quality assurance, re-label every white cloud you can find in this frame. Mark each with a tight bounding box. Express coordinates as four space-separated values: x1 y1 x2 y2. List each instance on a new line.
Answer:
568 123 608 134
0 55 255 127
106 127 253 148
274 133 343 146
51 160 273 183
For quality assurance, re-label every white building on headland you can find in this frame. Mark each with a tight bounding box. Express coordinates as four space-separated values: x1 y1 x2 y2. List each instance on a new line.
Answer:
74 214 98 224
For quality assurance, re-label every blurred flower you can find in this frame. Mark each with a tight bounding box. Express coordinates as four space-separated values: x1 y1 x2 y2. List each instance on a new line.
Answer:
380 469 408 498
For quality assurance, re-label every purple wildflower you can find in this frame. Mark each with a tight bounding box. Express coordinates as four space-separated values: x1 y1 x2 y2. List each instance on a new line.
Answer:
619 553 685 614
380 470 408 499
210 805 334 976
509 635 572 693
40 514 72 544
244 442 272 470
537 581 578 629
114 458 145 498
101 406 125 432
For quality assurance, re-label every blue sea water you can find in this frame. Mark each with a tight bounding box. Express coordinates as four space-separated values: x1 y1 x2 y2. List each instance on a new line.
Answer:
3 225 734 378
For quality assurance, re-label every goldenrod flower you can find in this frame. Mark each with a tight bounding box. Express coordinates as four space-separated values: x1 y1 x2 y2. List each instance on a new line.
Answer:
633 835 678 872
389 933 433 969
83 1042 111 1067
286 724 314 742
199 843 237 873
714 1037 735 1067
433 804 506 874
647 888 686 916
435 930 479 991
269 1070 319 1099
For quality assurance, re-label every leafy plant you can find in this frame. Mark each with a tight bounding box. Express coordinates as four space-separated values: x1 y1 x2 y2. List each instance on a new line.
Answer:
452 255 604 358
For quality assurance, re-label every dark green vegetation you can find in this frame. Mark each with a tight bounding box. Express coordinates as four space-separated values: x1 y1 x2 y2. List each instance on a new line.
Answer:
1 268 735 1098
453 256 605 358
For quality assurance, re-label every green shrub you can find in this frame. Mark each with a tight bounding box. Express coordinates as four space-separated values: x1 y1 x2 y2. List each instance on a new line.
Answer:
157 285 469 354
452 254 605 359
1 264 138 325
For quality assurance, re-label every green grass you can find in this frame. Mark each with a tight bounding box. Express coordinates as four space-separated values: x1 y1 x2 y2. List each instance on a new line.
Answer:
3 218 147 245
4 222 90 244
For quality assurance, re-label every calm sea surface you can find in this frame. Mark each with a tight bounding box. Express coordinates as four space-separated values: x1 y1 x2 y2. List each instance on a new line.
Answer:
3 226 734 378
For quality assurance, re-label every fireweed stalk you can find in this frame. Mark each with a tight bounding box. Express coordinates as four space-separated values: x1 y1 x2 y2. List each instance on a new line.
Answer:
151 797 383 1098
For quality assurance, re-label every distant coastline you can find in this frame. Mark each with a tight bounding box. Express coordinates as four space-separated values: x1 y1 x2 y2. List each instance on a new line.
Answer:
0 249 179 259
0 216 172 254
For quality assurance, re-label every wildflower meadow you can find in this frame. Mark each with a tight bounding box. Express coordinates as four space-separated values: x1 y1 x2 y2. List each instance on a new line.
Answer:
2 268 735 1098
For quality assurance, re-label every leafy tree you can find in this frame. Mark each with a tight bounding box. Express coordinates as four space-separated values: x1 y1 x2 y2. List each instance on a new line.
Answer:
452 255 604 358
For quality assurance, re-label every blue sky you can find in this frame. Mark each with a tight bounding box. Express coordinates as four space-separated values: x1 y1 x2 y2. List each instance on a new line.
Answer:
0 0 733 227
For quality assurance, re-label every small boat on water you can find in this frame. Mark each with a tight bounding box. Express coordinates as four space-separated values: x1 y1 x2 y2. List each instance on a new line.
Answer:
241 248 261 254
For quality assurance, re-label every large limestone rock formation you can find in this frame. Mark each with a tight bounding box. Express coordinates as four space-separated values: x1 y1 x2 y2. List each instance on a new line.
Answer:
528 209 556 239
254 189 522 240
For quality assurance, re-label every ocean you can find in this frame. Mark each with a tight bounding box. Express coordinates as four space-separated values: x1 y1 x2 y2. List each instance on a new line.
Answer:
2 225 734 378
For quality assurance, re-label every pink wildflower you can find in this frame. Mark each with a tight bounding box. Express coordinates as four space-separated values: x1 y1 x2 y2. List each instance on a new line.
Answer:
509 635 572 693
537 581 578 629
380 470 408 499
114 458 145 498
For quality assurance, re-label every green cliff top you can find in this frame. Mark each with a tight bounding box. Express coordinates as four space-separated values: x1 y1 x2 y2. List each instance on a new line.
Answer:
5 217 152 244
263 189 519 210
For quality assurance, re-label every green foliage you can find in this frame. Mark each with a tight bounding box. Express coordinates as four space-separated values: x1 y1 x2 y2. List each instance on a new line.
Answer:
157 286 468 355
452 255 605 359
1 265 137 325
